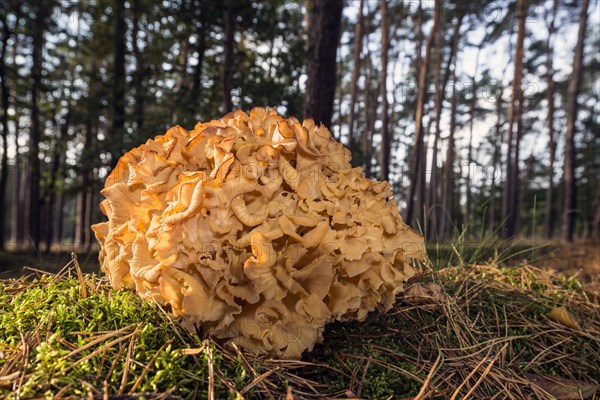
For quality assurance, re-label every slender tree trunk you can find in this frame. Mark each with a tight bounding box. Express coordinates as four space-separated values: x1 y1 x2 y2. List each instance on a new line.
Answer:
222 0 234 113
110 0 126 169
28 4 46 250
416 126 430 231
0 13 12 250
543 0 558 239
464 77 476 230
489 90 503 232
426 0 442 239
172 35 189 124
362 42 376 178
191 2 207 116
53 176 65 246
561 0 589 242
132 0 145 133
415 1 423 72
405 0 440 226
77 60 98 248
46 91 71 252
519 152 535 235
303 0 343 128
334 55 344 139
379 0 391 182
439 21 463 241
12 111 23 247
347 0 365 152
45 104 58 252
502 0 528 238
592 185 600 240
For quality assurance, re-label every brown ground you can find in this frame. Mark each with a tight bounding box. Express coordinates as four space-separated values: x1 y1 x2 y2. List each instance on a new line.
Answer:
528 240 600 296
1 240 598 285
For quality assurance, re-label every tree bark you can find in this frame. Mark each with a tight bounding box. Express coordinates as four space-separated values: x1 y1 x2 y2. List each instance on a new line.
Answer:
543 0 558 239
489 89 503 233
191 2 207 116
464 78 476 231
592 185 600 240
303 0 343 128
502 0 528 238
426 0 442 240
561 0 589 242
45 106 60 252
0 11 12 250
28 3 46 250
76 60 98 248
405 0 440 226
439 16 464 241
132 0 145 133
379 0 391 182
347 0 365 152
12 110 23 247
362 41 376 178
171 36 189 124
222 0 234 113
110 0 126 169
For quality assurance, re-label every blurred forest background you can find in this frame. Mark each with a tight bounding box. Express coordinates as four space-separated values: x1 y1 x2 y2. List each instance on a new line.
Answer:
0 0 598 256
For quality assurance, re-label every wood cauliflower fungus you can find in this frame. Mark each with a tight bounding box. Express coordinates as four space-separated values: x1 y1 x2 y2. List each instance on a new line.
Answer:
92 108 425 358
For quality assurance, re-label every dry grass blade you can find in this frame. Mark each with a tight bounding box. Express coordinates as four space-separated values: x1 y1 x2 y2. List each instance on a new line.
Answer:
67 328 141 371
72 252 89 299
413 351 443 400
64 324 137 359
119 332 137 394
204 340 214 400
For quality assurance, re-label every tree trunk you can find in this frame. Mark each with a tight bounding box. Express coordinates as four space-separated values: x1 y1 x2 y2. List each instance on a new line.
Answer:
416 126 430 231
171 36 189 124
132 0 145 134
77 60 98 248
110 0 126 168
191 2 207 117
415 1 423 72
543 0 558 239
303 0 343 128
561 0 589 242
12 111 23 247
502 0 528 238
333 54 344 139
426 0 442 240
45 116 57 251
489 89 503 233
362 42 376 178
405 0 440 226
347 0 365 152
0 12 12 250
592 185 600 240
379 0 391 182
519 152 535 235
46 90 71 252
464 77 476 231
222 0 234 113
28 4 46 250
439 20 463 241
53 174 65 246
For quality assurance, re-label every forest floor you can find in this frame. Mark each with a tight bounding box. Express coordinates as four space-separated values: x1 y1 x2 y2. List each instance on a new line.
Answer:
0 240 599 399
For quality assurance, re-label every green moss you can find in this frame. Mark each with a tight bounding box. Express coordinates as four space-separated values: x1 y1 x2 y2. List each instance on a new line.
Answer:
0 276 250 399
1 261 598 399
